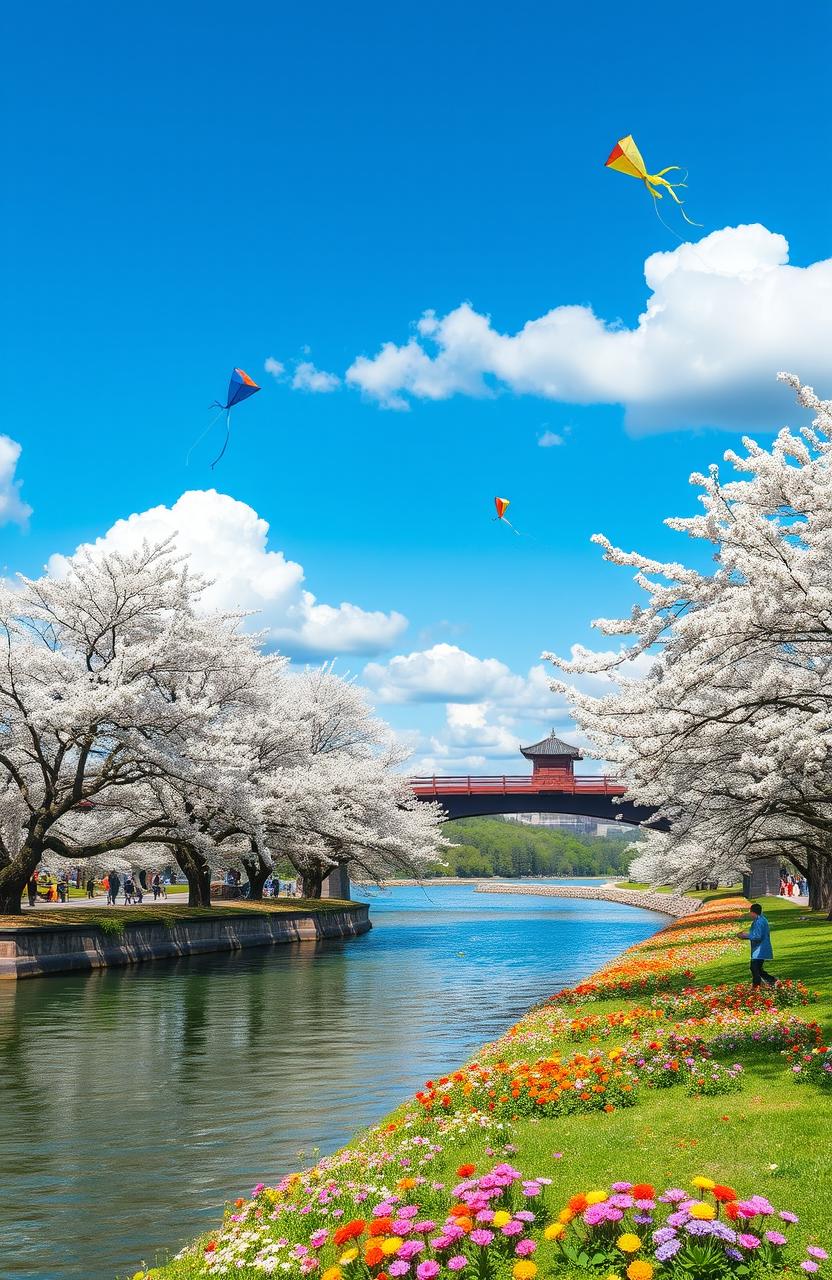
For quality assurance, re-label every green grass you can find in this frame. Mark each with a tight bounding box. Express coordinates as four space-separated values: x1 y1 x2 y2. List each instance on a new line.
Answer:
137 896 832 1279
615 880 677 893
0 897 355 930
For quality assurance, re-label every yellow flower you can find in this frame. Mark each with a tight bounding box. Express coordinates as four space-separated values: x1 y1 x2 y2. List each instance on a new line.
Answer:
616 1234 642 1254
339 1249 359 1265
692 1176 716 1191
322 1269 343 1280
512 1264 537 1280
688 1202 715 1221
381 1238 404 1257
493 1211 512 1228
606 1273 623 1280
585 1190 608 1205
626 1263 654 1280
558 1208 574 1224
544 1223 566 1241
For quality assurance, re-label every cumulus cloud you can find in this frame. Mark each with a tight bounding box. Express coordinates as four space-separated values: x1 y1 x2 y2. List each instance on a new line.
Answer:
0 436 31 527
264 356 285 379
344 224 832 432
292 361 341 393
538 430 564 447
47 490 407 659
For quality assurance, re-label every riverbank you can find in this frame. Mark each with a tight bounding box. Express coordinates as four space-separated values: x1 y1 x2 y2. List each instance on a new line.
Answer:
475 881 697 918
0 899 368 979
140 893 832 1279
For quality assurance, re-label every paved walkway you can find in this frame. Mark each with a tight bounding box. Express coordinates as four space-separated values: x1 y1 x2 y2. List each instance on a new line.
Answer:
23 891 185 911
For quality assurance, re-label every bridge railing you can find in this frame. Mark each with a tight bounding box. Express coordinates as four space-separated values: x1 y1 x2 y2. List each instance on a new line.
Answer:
409 774 625 796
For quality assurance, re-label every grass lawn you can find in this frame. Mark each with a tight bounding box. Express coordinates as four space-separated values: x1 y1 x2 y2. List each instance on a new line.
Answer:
0 898 355 930
140 895 832 1280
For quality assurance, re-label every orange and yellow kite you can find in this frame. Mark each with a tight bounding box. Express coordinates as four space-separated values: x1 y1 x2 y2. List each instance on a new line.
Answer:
494 496 519 534
605 135 700 227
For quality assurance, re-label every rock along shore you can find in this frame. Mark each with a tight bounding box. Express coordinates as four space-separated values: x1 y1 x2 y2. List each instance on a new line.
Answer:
474 881 698 918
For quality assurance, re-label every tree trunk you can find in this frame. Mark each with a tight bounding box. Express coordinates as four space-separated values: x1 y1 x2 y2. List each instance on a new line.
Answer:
172 844 212 908
301 868 323 899
241 856 270 902
804 850 832 916
0 844 43 916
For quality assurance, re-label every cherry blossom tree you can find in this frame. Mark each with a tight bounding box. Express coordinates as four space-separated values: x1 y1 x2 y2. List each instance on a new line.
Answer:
548 375 832 913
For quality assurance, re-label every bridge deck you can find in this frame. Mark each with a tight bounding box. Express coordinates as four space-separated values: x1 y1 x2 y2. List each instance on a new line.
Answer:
410 774 625 797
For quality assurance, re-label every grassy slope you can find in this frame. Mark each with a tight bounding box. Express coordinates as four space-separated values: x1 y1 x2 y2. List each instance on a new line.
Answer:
143 897 832 1278
0 898 355 929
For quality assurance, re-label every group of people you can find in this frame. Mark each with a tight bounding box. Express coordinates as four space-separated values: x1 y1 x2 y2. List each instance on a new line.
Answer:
779 872 807 897
103 871 167 905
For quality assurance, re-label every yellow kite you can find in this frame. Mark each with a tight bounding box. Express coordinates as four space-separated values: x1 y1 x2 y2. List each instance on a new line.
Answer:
605 135 700 226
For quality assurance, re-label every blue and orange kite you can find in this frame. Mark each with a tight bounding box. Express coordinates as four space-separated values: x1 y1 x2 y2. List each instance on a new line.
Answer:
187 368 261 468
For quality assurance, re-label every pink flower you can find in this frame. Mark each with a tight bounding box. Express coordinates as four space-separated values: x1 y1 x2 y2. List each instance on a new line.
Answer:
501 1222 523 1237
808 1249 829 1261
310 1231 329 1249
416 1263 440 1280
515 1240 537 1257
447 1258 468 1272
388 1263 410 1277
470 1230 494 1247
801 1263 819 1273
765 1233 788 1247
252 1183 266 1196
738 1234 761 1250
397 1242 425 1261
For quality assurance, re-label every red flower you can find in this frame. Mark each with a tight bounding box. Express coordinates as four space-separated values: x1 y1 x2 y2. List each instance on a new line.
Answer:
632 1184 655 1200
369 1219 393 1237
456 1164 476 1177
713 1185 738 1203
724 1203 741 1220
205 1242 217 1254
333 1219 366 1246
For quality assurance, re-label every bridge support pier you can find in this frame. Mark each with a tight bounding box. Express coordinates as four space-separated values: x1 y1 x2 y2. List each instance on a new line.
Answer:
321 864 351 901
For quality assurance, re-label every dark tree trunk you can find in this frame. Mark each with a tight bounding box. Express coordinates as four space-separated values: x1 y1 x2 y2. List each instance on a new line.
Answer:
0 844 43 916
805 849 832 914
241 856 270 902
172 844 212 908
301 868 323 899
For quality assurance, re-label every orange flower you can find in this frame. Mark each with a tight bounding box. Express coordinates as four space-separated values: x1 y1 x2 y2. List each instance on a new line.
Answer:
397 1178 417 1191
369 1220 394 1238
724 1203 741 1221
333 1220 366 1246
365 1246 385 1267
713 1185 738 1203
632 1184 655 1201
568 1194 588 1213
627 1263 654 1280
456 1164 476 1177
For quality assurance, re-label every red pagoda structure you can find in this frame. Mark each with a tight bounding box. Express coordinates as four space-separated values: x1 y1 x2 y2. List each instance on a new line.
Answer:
519 730 582 780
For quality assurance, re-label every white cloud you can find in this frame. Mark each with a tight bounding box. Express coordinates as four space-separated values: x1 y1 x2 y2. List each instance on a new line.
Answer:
264 356 285 379
364 643 529 704
344 224 832 432
47 490 407 659
0 436 31 527
292 361 341 394
538 430 564 447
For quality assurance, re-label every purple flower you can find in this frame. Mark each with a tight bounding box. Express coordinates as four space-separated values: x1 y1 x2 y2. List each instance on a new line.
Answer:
685 1221 717 1237
655 1239 682 1261
738 1234 761 1250
801 1263 819 1273
388 1264 410 1278
634 1214 653 1226
725 1249 742 1262
609 1194 634 1210
416 1263 440 1280
667 1211 690 1228
522 1182 542 1197
634 1199 655 1211
611 1182 632 1192
652 1228 678 1246
765 1232 788 1247
515 1240 537 1257
447 1258 468 1272
515 1211 536 1223
780 1212 799 1225
470 1230 494 1247
660 1189 689 1204
397 1242 425 1261
808 1248 829 1260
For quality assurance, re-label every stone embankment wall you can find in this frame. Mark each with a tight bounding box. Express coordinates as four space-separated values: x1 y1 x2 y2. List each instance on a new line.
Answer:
475 882 697 918
0 905 371 980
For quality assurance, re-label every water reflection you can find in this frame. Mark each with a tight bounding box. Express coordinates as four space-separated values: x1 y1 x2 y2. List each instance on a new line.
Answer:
0 883 668 1279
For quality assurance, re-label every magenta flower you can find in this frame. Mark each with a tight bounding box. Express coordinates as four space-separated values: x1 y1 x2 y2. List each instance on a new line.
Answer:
780 1212 799 1225
388 1263 410 1277
416 1262 440 1280
801 1263 819 1273
738 1234 761 1250
413 1222 436 1235
470 1229 494 1247
501 1222 523 1237
611 1182 632 1192
515 1240 537 1257
397 1242 425 1261
765 1232 788 1247
447 1258 468 1272
808 1249 829 1261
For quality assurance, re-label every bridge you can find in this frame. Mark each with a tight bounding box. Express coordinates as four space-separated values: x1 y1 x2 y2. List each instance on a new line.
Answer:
409 772 659 826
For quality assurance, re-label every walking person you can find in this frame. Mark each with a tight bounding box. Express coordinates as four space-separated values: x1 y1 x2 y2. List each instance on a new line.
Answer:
86 876 95 898
739 903 778 988
152 872 161 901
27 876 38 907
107 871 121 906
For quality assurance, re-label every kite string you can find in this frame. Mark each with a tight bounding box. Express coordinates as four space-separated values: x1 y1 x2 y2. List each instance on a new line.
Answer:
210 409 232 470
186 405 226 466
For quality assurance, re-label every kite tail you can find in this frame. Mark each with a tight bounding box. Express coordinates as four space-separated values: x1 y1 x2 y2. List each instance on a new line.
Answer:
493 516 522 536
210 409 232 469
648 172 702 227
186 405 227 466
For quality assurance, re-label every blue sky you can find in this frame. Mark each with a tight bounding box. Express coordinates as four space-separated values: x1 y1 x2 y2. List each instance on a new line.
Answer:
5 0 832 771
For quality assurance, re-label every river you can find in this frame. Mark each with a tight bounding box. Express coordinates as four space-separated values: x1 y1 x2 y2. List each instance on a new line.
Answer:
0 881 669 1280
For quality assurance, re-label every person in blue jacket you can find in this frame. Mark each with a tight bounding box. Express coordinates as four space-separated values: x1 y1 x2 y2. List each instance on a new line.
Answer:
739 903 778 988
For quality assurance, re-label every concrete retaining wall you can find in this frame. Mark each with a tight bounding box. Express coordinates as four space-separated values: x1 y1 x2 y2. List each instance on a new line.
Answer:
475 882 697 918
0 905 371 980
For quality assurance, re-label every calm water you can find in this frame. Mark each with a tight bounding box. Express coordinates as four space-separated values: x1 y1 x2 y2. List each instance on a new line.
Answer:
0 882 669 1280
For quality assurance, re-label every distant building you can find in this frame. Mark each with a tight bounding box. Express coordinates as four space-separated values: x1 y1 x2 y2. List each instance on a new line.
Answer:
519 730 582 779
